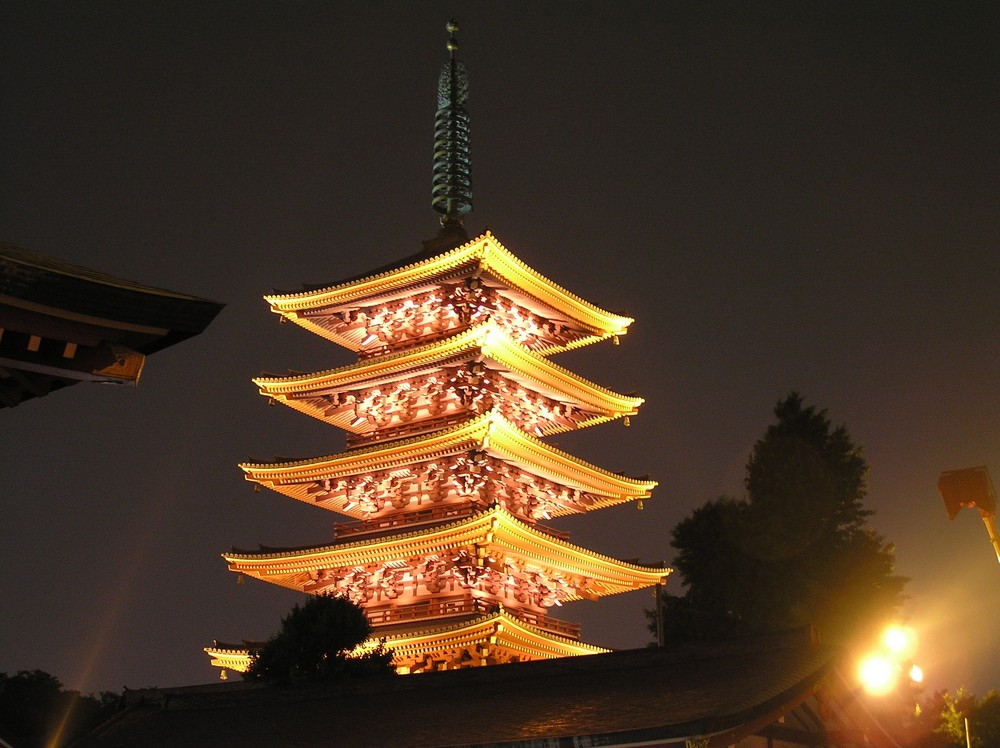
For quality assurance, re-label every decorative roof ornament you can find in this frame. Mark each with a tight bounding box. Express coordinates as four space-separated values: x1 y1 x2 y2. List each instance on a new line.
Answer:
431 20 472 231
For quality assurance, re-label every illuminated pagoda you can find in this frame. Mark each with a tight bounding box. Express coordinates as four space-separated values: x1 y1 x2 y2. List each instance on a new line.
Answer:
207 22 668 675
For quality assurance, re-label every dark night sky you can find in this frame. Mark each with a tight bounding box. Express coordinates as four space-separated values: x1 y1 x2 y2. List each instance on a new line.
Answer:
2 2 998 697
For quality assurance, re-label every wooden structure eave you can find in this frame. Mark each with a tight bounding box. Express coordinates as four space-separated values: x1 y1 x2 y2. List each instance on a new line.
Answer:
239 409 657 517
264 232 632 353
0 241 224 407
381 607 609 664
223 504 670 599
204 645 256 673
254 321 643 434
205 607 607 674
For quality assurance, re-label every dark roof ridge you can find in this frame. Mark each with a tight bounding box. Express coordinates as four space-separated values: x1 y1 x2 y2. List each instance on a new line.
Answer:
76 628 890 748
0 240 222 304
125 626 828 711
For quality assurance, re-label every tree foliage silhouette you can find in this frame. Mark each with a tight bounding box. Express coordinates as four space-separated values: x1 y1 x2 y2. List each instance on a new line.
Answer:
651 393 906 648
245 594 394 684
907 689 1000 747
0 670 118 748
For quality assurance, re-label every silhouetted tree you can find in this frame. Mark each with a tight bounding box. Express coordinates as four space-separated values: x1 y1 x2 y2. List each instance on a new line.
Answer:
0 670 118 748
245 594 394 684
932 689 1000 748
650 393 907 649
906 689 1000 747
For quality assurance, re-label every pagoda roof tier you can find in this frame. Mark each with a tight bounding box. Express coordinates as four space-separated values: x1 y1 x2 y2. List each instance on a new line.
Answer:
224 503 670 603
264 231 633 356
206 606 607 675
380 606 609 670
240 410 657 520
254 321 643 438
204 642 259 673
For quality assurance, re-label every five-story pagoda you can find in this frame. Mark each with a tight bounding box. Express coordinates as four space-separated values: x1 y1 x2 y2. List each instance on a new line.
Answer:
207 22 668 675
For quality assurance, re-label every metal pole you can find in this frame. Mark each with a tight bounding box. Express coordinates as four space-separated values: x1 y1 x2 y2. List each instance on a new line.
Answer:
979 513 1000 565
965 716 972 748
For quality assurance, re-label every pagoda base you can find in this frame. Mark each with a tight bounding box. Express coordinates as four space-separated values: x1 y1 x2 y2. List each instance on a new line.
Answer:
205 606 608 677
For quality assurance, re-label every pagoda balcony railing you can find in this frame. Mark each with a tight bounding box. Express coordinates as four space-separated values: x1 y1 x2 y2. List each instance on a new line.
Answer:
344 412 473 448
333 505 474 537
367 595 488 625
354 327 466 360
367 595 581 639
512 608 581 638
333 505 570 541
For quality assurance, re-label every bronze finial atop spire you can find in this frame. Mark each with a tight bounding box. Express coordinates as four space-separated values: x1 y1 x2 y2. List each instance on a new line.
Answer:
431 19 472 233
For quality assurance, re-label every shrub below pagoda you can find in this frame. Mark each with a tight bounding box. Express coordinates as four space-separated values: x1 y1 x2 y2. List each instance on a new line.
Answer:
245 595 394 684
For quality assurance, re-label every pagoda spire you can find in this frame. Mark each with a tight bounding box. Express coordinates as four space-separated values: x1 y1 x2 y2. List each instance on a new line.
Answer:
431 20 472 233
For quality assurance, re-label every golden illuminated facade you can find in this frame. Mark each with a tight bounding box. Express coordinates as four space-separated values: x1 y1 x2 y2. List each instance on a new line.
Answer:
207 24 667 675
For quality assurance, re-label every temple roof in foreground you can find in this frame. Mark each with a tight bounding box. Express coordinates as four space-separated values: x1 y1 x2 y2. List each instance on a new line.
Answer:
0 241 224 407
79 628 901 748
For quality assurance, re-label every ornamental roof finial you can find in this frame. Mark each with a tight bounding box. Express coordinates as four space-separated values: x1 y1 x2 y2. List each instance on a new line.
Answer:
431 19 472 231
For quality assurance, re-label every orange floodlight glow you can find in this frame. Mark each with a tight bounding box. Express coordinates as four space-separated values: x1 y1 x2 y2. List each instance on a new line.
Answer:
882 624 916 660
858 623 924 696
859 655 897 696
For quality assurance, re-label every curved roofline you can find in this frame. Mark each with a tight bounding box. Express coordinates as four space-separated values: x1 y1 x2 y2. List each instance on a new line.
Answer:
224 502 670 583
264 232 632 337
239 409 656 496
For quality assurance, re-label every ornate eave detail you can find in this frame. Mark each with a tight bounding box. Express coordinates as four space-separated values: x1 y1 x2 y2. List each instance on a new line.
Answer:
0 241 224 406
224 503 669 602
264 232 632 355
204 644 255 673
380 607 608 670
205 607 606 674
240 409 656 520
254 321 643 438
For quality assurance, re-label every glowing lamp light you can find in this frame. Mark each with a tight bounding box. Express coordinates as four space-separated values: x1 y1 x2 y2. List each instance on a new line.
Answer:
882 625 917 659
859 623 924 696
859 655 898 696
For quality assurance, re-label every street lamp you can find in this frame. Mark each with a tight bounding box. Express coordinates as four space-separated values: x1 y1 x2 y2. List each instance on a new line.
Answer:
859 654 898 696
882 624 916 660
938 466 1000 565
858 624 923 697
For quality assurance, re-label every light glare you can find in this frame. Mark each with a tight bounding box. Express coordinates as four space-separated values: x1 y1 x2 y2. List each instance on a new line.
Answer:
883 625 916 658
860 655 897 696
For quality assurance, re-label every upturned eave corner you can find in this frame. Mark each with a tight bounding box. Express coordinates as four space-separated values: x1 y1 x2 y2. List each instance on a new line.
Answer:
263 231 633 343
222 502 668 595
250 322 644 436
237 410 657 517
